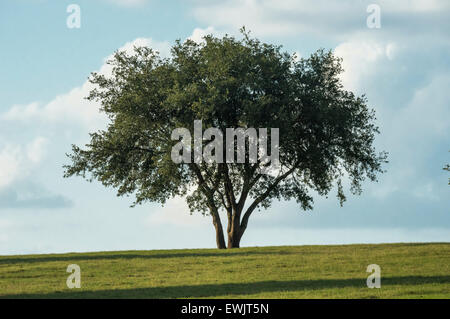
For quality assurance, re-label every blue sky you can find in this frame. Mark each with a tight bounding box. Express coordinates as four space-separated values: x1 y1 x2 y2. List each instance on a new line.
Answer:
0 0 449 255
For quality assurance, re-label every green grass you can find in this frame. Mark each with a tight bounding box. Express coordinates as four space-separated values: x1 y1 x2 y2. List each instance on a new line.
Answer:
0 243 449 298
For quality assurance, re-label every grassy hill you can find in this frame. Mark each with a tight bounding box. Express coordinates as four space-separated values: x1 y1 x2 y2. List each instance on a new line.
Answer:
0 243 449 298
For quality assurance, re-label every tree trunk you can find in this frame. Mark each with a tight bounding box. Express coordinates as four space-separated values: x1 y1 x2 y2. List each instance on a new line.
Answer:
209 179 249 249
226 205 245 248
227 219 245 248
213 219 226 249
227 229 242 248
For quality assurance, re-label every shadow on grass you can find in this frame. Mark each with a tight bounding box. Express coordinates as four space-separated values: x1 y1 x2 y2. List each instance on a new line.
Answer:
2 276 448 299
0 250 290 265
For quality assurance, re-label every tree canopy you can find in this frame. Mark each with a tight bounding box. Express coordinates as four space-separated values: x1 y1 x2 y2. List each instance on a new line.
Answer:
64 30 388 248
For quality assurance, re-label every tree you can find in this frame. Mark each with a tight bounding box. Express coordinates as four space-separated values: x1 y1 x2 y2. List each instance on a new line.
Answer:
64 30 388 249
444 150 450 185
444 160 450 185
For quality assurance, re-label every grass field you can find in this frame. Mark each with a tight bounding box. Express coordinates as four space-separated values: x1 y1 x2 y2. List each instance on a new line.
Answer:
0 243 449 298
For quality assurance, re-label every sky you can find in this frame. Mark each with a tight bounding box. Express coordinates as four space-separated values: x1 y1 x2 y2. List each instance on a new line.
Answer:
0 0 449 255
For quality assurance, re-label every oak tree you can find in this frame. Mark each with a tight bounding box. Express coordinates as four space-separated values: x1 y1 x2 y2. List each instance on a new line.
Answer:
64 30 387 248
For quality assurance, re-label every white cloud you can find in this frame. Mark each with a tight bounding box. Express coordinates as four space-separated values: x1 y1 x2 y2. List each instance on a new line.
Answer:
100 37 171 71
401 74 450 137
191 0 450 38
292 51 302 62
0 146 21 189
381 73 450 153
0 36 174 210
123 38 171 56
0 137 48 189
368 73 450 199
330 27 449 202
145 197 211 227
413 182 439 201
370 181 400 199
26 137 48 164
334 39 396 92
1 102 39 121
0 219 13 228
1 38 171 131
1 83 106 130
188 27 220 43
383 0 450 12
192 0 300 37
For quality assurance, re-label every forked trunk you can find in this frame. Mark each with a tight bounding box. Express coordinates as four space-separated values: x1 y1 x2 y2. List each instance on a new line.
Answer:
227 220 244 248
211 205 246 249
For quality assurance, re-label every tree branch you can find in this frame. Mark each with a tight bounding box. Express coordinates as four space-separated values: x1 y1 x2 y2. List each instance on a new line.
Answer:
240 166 296 231
222 164 238 213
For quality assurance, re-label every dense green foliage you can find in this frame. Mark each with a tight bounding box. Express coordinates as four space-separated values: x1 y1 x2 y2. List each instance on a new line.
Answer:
64 30 387 248
1 243 448 298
